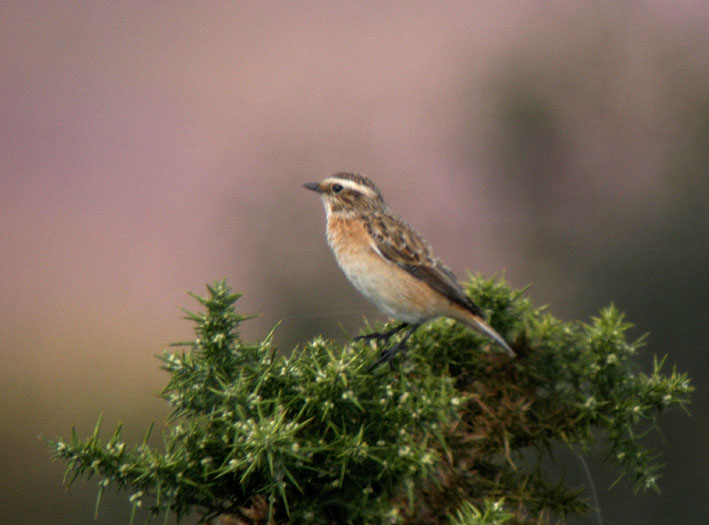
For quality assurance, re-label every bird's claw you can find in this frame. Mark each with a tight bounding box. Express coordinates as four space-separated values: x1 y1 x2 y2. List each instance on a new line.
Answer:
367 343 406 372
354 322 409 344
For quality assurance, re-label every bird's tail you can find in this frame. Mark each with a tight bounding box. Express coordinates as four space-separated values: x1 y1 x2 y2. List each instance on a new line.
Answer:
465 314 515 357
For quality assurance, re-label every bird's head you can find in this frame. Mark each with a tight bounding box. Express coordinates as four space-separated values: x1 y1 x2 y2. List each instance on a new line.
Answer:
304 173 386 218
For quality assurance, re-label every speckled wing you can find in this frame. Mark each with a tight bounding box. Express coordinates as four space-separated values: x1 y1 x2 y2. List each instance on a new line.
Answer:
365 212 485 318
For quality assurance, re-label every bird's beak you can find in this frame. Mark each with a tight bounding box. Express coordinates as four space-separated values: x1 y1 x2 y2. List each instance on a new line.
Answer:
303 182 322 193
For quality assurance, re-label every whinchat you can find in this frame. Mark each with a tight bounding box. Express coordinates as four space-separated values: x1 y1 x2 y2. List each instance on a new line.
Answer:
304 173 514 369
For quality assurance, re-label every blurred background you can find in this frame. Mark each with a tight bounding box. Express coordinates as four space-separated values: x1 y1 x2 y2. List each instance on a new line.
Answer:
1 2 707 523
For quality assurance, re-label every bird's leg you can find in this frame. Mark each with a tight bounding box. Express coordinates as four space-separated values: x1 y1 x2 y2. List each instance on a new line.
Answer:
354 322 409 343
367 322 423 371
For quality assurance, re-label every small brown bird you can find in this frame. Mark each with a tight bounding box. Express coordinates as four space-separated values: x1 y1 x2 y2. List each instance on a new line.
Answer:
304 172 514 369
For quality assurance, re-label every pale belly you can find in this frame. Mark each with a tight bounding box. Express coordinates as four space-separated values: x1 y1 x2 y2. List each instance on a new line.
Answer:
340 254 427 323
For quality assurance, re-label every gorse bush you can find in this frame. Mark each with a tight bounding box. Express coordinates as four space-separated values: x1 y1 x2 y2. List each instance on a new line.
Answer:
50 278 691 524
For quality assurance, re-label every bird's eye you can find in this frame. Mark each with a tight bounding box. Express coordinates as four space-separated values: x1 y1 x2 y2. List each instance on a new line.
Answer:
332 183 343 193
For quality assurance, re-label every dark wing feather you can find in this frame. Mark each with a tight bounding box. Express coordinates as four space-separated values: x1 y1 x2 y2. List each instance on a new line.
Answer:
366 212 484 317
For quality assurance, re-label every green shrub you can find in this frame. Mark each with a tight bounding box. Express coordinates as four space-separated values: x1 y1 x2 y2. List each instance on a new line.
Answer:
50 278 691 524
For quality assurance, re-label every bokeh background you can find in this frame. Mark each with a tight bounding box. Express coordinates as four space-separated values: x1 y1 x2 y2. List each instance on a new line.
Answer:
2 2 707 523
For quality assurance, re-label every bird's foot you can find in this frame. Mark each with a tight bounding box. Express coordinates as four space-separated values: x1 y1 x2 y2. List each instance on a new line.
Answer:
354 322 409 343
367 342 407 372
365 322 423 372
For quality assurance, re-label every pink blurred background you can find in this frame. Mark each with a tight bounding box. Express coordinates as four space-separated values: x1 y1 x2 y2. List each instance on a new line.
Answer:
2 2 707 523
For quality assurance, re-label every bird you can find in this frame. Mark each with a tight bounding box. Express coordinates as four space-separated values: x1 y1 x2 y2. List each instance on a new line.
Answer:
304 172 514 370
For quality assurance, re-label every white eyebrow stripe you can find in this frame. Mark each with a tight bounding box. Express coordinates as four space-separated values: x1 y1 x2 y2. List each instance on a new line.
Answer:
324 177 378 199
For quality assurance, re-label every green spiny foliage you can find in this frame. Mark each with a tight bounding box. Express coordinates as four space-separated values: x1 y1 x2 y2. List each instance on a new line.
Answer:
448 500 514 525
49 278 691 524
